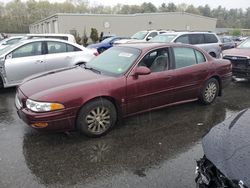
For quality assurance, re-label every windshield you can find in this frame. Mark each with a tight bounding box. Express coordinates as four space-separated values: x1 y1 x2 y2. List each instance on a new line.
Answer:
131 31 148 40
237 38 250 48
0 41 24 56
149 34 177 43
86 46 141 76
101 37 116 43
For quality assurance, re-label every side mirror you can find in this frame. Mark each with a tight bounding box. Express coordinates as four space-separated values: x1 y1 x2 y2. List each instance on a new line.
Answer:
146 36 153 41
5 53 12 59
132 66 151 77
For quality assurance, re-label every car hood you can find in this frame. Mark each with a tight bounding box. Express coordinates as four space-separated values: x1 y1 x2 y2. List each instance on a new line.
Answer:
19 66 113 101
223 48 250 58
202 109 250 187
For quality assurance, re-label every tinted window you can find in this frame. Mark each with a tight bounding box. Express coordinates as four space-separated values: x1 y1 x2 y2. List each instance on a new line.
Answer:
6 38 21 45
195 50 206 63
12 42 42 58
175 35 189 44
67 44 81 52
189 34 205 44
139 48 169 72
47 41 66 54
148 32 158 38
204 34 218 43
173 47 196 68
87 47 141 76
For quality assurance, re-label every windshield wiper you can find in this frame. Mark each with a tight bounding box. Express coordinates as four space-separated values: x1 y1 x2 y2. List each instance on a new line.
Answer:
84 65 101 74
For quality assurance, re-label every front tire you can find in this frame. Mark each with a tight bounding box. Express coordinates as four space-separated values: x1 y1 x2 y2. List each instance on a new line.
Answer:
200 78 219 105
76 98 117 137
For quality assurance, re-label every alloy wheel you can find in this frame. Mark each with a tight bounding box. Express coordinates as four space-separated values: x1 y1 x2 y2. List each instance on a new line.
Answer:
85 107 111 134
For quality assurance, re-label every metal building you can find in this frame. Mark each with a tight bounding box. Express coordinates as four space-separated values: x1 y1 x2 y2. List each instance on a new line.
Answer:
29 12 217 37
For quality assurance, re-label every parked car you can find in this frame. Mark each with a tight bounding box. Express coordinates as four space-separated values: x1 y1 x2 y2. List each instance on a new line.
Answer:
87 36 130 53
0 38 98 88
195 109 250 188
222 37 250 79
0 36 24 50
26 33 76 43
219 36 236 50
15 43 231 137
114 29 167 44
149 32 222 58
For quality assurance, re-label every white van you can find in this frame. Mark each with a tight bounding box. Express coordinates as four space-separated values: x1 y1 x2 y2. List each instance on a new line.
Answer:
26 33 76 43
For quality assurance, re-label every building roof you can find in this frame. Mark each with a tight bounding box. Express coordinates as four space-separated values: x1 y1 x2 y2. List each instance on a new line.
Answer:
30 12 217 26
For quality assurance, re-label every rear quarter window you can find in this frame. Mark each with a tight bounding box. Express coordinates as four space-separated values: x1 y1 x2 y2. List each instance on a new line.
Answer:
173 47 196 68
204 34 218 43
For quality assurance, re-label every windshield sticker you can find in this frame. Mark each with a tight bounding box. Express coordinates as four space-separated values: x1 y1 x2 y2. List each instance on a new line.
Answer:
118 52 133 58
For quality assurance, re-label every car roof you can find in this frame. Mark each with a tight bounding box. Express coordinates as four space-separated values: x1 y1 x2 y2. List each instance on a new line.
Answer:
20 38 77 44
159 31 216 36
118 42 197 50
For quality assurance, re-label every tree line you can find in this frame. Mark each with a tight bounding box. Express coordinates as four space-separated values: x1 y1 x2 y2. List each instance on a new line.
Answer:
0 0 250 33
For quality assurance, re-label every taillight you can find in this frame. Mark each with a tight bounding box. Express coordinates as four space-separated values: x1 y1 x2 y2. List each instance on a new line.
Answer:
219 44 223 51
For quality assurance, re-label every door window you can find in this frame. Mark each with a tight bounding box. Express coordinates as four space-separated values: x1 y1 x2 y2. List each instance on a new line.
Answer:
47 41 67 54
173 47 197 68
195 50 206 64
138 48 169 72
175 35 189 44
11 42 42 58
189 34 205 44
67 44 81 52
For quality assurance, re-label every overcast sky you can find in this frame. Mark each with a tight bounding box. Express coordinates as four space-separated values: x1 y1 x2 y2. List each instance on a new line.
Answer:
1 0 250 10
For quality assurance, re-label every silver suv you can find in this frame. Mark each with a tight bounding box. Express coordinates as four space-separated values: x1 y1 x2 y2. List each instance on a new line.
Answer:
0 38 97 88
150 32 222 58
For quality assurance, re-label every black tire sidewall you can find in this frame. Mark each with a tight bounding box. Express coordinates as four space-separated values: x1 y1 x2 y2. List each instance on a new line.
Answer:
76 98 117 137
200 78 219 105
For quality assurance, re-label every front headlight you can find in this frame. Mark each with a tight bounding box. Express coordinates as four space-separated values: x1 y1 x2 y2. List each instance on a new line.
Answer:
26 99 65 112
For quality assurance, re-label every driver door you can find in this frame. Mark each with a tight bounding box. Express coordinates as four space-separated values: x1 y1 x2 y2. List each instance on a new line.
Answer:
125 48 175 115
5 41 45 85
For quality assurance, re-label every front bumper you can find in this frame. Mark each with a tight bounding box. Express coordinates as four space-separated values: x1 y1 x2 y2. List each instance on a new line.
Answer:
195 156 247 188
15 89 79 132
16 107 78 132
232 68 250 79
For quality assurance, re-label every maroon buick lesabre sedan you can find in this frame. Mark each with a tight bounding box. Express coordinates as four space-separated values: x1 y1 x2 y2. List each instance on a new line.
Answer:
15 43 232 137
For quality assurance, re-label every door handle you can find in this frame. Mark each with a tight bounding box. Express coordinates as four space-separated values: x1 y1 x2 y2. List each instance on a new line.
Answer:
35 60 44 64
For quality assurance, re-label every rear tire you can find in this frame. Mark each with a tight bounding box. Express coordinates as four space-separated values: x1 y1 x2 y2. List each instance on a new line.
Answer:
76 98 117 137
200 78 219 105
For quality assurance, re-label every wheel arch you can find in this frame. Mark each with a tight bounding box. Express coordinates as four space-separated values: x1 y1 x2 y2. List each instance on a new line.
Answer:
75 95 122 126
208 75 222 96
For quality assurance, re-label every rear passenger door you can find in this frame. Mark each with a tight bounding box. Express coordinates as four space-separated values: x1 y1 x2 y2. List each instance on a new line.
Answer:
44 41 82 71
171 47 210 102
